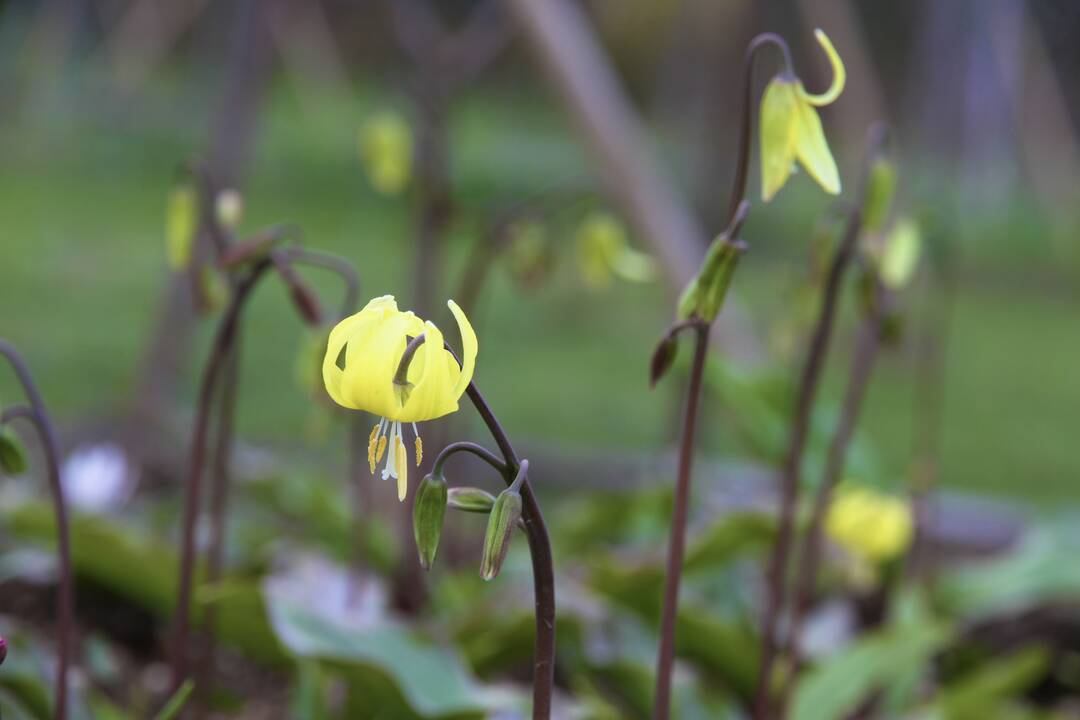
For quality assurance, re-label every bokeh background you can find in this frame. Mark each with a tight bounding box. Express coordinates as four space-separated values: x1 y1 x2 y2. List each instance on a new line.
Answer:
1 0 1078 717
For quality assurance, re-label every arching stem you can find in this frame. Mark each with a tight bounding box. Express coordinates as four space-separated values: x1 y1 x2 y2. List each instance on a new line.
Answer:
0 340 74 720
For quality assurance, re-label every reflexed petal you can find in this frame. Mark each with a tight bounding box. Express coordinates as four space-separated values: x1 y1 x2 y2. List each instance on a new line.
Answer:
759 78 800 202
793 97 841 195
801 29 846 107
446 300 477 399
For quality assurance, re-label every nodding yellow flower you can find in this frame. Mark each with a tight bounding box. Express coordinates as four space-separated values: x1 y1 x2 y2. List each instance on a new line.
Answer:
760 29 846 202
358 111 414 196
575 211 655 290
323 295 477 501
825 486 913 565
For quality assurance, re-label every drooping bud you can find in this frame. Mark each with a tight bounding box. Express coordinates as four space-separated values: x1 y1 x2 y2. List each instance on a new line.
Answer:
880 219 921 289
0 426 28 476
447 486 497 514
358 111 414 196
214 189 244 230
166 184 198 271
649 332 678 388
480 488 522 581
861 157 897 233
413 473 448 570
271 255 324 326
196 264 228 314
0 635 7 665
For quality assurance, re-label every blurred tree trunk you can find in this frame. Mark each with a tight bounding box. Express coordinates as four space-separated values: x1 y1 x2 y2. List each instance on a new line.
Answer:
505 0 762 363
129 0 274 435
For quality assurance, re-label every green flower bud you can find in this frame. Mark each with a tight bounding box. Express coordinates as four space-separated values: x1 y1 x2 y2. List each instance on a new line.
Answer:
677 235 747 322
880 219 921 289
214 189 244 230
0 426 28 476
447 486 497 514
166 184 198 271
862 157 897 232
413 473 448 570
480 488 522 581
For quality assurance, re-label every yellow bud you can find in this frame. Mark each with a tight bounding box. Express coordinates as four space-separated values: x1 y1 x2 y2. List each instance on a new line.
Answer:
359 112 413 196
880 219 921 289
166 185 198 270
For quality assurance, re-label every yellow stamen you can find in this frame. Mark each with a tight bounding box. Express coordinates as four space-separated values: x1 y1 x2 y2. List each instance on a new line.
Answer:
415 436 423 466
367 423 380 475
376 436 388 463
395 437 408 501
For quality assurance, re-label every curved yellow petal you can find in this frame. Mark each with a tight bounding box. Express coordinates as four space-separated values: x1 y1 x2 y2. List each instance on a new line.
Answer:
793 97 841 195
759 78 800 202
322 311 373 408
801 29 846 107
446 300 477 399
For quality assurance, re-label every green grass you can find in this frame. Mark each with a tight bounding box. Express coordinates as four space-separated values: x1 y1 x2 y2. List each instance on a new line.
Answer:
1 75 1077 504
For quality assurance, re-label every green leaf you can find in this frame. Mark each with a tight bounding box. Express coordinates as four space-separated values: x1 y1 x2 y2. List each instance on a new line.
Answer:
152 680 194 720
0 426 29 475
790 622 950 720
264 587 505 719
932 648 1048 719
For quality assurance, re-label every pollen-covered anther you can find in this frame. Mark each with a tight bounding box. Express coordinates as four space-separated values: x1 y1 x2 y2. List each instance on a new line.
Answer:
414 434 423 467
376 435 388 464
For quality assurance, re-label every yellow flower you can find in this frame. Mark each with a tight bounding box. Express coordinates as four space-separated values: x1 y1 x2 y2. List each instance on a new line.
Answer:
825 486 913 564
575 211 655 290
358 112 413 196
322 296 477 501
760 29 846 202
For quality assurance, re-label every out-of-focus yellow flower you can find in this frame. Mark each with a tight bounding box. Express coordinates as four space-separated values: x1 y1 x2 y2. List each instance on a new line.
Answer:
760 29 846 202
825 486 913 564
166 184 198 270
358 111 414 196
322 296 477 501
215 189 244 230
576 211 655 289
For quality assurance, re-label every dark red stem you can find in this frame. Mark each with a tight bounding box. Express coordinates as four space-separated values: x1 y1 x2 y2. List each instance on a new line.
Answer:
0 340 74 720
653 320 710 720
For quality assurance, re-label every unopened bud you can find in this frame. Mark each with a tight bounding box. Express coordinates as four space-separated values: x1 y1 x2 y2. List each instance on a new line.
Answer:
215 189 244 230
649 333 678 388
166 184 198 271
862 157 897 233
0 427 28 475
0 636 7 666
196 264 228 314
413 473 448 570
677 235 747 322
480 488 522 581
447 486 496 514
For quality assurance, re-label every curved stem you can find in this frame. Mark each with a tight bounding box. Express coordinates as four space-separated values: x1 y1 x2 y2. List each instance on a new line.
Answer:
395 335 554 718
751 125 886 719
433 440 508 477
170 260 272 690
0 341 74 720
278 246 361 319
652 320 709 720
725 33 794 226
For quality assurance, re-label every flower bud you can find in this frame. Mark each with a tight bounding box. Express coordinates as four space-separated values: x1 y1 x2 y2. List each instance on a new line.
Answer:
677 235 747 322
880 219 921 289
196 264 227 315
215 189 244 230
480 488 522 581
0 427 28 476
649 332 678 388
166 184 198 271
447 486 496 514
0 635 7 665
861 157 897 233
359 111 413 196
413 473 448 570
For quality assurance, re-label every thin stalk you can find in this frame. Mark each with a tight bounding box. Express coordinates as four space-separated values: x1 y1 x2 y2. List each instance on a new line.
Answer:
725 33 794 226
170 260 272 690
0 340 74 720
464 382 556 720
433 440 509 476
751 126 885 720
653 320 710 720
197 334 242 697
781 299 884 702
395 336 555 718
